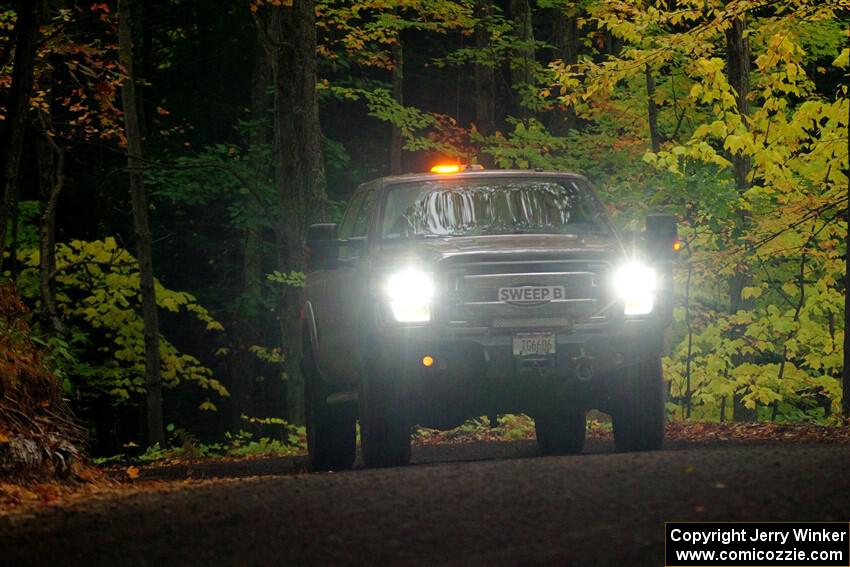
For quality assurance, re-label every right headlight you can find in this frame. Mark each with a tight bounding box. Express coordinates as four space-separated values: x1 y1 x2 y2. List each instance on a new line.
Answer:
612 262 657 316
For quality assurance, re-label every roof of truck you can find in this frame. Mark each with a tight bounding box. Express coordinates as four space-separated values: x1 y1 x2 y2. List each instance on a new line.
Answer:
374 169 589 187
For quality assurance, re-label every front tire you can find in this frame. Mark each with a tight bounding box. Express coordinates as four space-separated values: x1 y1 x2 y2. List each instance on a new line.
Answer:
359 370 411 468
612 357 665 452
535 406 587 455
304 337 357 472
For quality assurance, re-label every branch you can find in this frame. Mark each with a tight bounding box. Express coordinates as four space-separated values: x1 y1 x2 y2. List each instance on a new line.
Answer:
747 194 846 253
55 134 274 210
49 259 137 281
143 159 275 209
251 5 293 54
755 258 795 309
668 72 686 142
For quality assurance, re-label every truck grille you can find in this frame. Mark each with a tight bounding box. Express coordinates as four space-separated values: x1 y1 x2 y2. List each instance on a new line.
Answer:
438 260 613 329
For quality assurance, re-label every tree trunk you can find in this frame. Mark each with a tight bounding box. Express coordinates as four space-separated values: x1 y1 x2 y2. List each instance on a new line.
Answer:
474 0 496 166
509 0 535 121
645 64 661 153
287 0 326 426
843 102 850 418
254 8 291 432
257 0 327 427
230 38 271 433
133 0 149 140
231 231 264 431
119 0 165 446
35 88 64 333
0 0 43 270
725 16 756 422
684 259 693 418
293 0 327 224
390 38 404 175
37 138 62 332
550 5 579 135
726 17 751 193
9 188 19 280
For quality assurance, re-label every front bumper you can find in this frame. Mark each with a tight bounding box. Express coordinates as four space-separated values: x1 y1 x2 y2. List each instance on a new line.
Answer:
366 319 665 425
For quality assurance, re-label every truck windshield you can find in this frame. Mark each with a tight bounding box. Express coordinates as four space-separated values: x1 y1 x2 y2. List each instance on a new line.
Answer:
381 178 610 240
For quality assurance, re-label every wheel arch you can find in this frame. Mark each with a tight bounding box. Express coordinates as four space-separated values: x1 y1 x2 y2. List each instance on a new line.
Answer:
302 300 323 377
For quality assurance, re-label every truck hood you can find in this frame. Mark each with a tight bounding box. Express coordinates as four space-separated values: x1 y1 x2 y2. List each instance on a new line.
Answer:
373 234 624 266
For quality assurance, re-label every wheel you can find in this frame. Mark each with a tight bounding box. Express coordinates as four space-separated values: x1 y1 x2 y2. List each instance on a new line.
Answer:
359 369 411 468
535 406 586 455
303 336 356 472
612 356 665 452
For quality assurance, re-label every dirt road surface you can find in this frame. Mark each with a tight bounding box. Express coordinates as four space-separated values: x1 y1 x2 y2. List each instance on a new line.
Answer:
3 439 849 566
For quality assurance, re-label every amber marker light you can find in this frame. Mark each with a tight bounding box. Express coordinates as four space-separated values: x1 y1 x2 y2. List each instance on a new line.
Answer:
672 240 683 253
422 355 435 368
430 164 461 174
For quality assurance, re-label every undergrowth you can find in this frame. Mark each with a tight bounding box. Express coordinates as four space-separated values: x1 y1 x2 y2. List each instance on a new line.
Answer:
94 422 307 465
0 284 85 479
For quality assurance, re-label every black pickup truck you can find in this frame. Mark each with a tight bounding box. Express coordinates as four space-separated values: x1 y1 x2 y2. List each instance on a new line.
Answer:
302 167 678 470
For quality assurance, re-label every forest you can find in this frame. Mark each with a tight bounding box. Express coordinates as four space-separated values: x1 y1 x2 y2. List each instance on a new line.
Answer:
0 0 847 471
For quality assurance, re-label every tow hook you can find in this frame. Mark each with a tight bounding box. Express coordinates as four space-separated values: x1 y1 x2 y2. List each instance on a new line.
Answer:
573 348 595 382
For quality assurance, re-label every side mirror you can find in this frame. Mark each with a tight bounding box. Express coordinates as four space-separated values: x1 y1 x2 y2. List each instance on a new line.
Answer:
307 223 337 242
306 223 339 267
645 214 679 259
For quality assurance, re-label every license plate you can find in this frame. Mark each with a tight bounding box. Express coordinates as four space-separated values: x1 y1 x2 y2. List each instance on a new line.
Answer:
498 285 565 305
513 332 556 356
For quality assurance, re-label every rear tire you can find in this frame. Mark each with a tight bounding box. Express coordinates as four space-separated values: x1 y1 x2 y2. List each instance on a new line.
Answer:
535 406 586 455
304 337 356 472
612 357 665 452
359 370 411 468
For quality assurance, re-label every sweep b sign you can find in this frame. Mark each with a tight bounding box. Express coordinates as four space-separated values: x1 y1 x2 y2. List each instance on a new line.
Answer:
498 285 565 306
665 522 850 567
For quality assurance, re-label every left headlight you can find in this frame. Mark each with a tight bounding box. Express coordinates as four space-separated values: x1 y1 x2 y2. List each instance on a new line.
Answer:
612 261 657 316
384 268 434 323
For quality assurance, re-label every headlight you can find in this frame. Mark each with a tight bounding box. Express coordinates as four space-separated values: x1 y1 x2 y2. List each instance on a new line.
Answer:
612 262 657 315
385 269 434 322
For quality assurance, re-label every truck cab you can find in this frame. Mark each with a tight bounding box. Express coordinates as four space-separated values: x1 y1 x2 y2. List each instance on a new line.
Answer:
302 167 678 470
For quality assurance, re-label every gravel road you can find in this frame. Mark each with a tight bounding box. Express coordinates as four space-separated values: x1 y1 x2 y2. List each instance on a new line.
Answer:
3 439 849 566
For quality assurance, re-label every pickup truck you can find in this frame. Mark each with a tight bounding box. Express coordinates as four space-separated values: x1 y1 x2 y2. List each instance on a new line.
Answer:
302 167 678 470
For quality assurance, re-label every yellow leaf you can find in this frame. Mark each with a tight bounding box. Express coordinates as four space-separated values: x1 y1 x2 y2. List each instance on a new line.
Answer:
708 121 726 138
741 286 762 300
785 62 797 78
126 465 140 479
724 134 746 155
833 48 848 69
689 84 703 99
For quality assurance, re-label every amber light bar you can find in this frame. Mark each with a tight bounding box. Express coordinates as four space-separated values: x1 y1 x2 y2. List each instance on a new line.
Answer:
430 164 461 174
